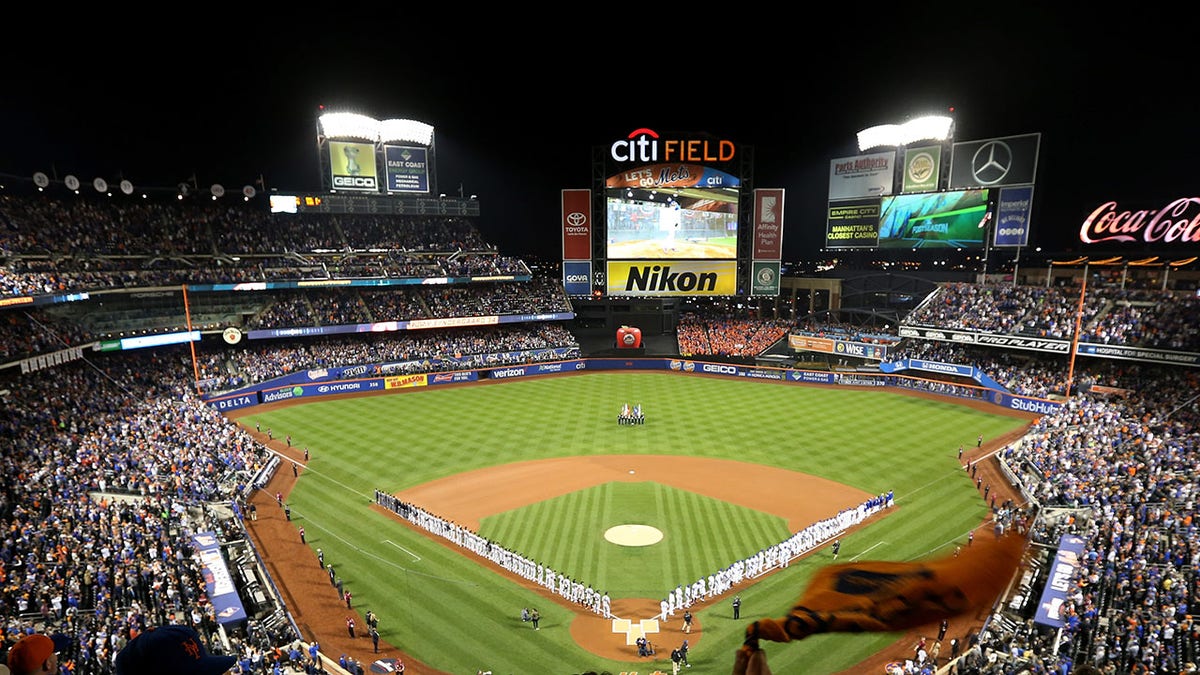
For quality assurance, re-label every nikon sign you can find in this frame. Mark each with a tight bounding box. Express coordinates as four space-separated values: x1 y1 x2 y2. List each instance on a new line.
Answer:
606 260 737 296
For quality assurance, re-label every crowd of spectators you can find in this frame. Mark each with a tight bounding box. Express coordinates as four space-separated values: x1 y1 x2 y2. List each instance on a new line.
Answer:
958 362 1199 675
0 350 290 673
3 188 1198 674
905 282 1200 352
0 193 529 299
197 324 580 393
675 310 792 357
888 340 1071 399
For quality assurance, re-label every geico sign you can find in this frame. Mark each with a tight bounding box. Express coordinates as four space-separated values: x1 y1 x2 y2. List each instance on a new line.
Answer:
610 128 736 164
333 176 377 189
701 363 737 375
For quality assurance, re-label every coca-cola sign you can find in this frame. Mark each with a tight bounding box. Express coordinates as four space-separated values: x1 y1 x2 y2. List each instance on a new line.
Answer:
1080 198 1200 245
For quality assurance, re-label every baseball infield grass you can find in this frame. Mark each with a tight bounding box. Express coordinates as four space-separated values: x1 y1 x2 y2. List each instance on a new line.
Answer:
242 371 1029 675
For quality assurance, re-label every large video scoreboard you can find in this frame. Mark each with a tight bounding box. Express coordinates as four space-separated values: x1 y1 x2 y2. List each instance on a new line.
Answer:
563 129 785 299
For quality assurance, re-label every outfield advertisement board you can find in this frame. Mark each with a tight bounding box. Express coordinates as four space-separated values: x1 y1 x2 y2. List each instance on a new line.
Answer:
260 380 386 403
430 371 479 384
487 361 586 379
386 374 428 389
789 370 836 384
206 358 1053 418
789 334 888 361
209 392 259 412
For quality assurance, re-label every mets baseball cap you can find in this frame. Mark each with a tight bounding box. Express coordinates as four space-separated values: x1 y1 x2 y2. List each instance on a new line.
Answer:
114 625 236 675
7 633 71 674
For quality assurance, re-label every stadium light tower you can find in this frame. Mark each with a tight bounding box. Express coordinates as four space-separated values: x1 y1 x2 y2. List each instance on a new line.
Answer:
856 114 955 152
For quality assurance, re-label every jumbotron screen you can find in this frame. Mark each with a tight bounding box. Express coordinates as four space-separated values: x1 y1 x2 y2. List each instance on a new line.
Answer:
605 187 739 260
878 189 991 249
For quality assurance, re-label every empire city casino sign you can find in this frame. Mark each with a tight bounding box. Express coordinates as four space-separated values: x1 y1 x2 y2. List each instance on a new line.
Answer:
610 128 736 164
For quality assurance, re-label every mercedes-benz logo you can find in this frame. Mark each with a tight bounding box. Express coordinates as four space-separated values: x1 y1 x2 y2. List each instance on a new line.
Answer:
971 141 1012 185
566 211 587 226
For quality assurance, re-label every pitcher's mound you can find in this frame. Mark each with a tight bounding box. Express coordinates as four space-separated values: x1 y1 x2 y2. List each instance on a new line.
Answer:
604 524 663 546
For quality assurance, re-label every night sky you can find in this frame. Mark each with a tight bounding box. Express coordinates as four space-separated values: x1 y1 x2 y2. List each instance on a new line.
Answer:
5 12 1197 262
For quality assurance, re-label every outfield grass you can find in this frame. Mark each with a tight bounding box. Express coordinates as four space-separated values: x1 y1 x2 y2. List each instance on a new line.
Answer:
242 371 1029 674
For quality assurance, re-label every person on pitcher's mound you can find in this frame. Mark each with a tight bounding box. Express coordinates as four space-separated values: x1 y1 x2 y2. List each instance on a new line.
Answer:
730 534 1026 674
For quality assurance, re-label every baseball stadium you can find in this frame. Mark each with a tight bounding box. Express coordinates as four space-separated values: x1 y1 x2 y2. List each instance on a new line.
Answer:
0 111 1198 675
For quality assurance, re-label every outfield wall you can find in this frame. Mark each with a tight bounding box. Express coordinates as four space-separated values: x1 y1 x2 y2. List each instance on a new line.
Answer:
205 358 1061 416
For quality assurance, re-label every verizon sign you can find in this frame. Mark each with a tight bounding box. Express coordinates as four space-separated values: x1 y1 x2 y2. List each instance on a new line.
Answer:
1080 197 1200 245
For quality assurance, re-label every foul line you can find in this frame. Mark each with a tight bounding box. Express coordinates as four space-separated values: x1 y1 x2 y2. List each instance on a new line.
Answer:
850 540 887 561
384 539 421 561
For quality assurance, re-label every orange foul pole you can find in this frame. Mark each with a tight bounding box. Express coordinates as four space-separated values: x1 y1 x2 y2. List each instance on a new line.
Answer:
183 284 201 394
1064 266 1087 398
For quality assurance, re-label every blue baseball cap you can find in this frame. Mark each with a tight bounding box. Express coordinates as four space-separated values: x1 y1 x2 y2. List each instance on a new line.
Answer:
114 625 236 675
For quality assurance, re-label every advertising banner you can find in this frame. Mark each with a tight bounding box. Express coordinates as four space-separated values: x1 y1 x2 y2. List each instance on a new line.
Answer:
1075 343 1200 366
790 334 887 360
430 371 479 384
606 260 737 296
383 145 430 193
605 164 740 189
312 380 382 395
986 390 1062 416
751 261 780 296
828 151 895 201
329 141 379 191
994 185 1034 247
833 340 888 361
949 133 1041 189
898 325 1072 354
561 189 592 260
193 532 247 625
789 334 836 352
207 392 259 412
738 368 784 380
880 359 1006 391
752 188 785 259
833 373 886 386
787 370 836 384
826 199 882 248
488 366 530 380
1034 534 1086 627
563 260 592 296
385 374 428 389
902 145 942 193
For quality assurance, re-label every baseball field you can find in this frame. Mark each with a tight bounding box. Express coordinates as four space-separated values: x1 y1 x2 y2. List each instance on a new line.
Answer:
236 370 1034 674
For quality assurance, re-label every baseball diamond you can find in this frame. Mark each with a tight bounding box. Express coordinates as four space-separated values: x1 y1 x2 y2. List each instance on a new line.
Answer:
234 370 1036 674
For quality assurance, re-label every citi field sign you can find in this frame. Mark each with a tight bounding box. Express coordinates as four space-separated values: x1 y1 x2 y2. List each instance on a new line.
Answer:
610 128 736 164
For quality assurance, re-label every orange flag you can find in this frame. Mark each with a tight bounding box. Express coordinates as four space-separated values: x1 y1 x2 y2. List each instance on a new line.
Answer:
734 533 1026 673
